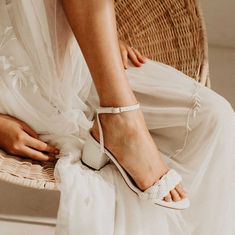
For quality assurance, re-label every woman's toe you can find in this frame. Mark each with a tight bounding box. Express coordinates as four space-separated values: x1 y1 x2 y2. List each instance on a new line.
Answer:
175 184 187 199
170 189 181 201
164 193 172 202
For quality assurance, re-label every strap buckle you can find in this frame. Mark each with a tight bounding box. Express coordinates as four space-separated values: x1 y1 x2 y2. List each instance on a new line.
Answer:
111 107 122 113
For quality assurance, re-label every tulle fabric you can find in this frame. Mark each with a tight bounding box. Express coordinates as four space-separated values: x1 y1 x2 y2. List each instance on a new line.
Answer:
0 1 235 234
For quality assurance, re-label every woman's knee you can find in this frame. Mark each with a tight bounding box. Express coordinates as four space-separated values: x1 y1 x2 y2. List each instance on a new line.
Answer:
198 86 234 127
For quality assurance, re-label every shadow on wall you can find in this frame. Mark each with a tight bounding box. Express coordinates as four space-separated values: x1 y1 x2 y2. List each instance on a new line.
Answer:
201 0 235 108
208 46 235 109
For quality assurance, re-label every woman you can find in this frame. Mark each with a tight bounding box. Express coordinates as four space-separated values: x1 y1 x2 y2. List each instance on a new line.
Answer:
0 0 234 234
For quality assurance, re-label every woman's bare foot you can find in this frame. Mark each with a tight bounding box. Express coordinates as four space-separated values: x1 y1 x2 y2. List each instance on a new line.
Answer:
91 108 187 202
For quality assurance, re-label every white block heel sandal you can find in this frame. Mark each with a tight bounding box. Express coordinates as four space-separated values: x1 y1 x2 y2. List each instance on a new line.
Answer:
82 103 190 210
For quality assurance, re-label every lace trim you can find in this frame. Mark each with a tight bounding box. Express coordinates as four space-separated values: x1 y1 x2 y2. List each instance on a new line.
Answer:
0 26 66 114
172 82 203 159
0 25 39 91
0 55 38 92
0 26 16 50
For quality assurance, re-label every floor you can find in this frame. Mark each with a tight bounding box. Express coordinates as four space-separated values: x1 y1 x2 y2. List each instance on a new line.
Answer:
0 220 55 235
0 180 58 234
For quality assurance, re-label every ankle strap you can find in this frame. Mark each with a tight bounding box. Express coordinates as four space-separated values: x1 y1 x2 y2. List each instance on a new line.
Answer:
95 103 140 154
96 103 140 114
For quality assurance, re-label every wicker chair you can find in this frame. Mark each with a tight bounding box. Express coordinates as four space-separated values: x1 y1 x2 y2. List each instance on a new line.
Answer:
0 0 210 191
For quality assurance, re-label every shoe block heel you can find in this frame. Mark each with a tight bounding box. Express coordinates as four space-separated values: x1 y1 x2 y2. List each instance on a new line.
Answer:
82 133 109 170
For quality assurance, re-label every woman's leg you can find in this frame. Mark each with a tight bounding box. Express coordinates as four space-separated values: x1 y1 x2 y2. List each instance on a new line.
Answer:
62 0 185 201
62 0 135 106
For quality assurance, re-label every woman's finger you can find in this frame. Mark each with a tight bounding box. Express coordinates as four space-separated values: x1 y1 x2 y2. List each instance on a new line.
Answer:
120 48 128 69
21 122 39 139
127 47 142 67
19 146 56 162
24 135 59 154
133 48 146 63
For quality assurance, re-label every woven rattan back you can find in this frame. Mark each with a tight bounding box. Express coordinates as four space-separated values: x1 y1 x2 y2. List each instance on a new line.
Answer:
115 0 210 87
0 0 210 190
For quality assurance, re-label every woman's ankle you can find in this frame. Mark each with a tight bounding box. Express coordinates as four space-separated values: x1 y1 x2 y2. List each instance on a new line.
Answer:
99 84 137 107
99 98 138 107
91 109 143 141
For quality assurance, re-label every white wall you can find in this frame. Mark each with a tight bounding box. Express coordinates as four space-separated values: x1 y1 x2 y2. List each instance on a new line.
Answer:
208 46 235 108
201 0 235 108
201 0 235 48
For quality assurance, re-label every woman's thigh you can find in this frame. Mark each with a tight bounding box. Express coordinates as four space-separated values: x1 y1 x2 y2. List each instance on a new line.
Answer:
126 59 234 159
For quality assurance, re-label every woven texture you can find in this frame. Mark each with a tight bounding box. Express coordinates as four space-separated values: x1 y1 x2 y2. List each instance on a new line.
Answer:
0 150 56 190
115 0 210 87
139 169 182 200
0 0 209 190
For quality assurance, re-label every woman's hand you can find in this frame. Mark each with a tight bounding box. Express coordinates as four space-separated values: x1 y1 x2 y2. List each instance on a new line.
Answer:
118 39 147 69
0 114 59 161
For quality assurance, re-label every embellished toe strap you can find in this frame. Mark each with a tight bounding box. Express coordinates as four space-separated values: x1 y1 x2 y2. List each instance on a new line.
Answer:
138 169 182 200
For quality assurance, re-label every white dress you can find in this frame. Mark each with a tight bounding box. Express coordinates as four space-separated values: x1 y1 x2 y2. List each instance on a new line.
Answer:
0 1 235 235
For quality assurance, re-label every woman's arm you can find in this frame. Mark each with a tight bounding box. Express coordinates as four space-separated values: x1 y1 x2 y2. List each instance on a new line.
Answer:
0 114 59 161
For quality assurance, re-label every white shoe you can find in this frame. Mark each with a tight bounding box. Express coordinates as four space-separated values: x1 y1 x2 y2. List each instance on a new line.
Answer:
82 103 190 210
